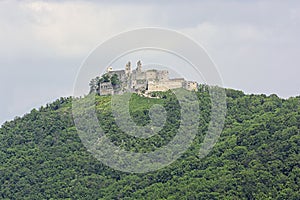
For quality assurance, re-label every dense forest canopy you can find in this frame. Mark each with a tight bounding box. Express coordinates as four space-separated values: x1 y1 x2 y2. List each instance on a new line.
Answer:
0 87 299 199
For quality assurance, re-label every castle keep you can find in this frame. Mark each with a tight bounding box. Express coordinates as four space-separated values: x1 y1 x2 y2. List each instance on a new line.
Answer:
98 61 198 95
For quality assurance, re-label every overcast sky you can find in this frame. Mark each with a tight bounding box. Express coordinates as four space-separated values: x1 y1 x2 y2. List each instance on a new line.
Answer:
1 0 300 125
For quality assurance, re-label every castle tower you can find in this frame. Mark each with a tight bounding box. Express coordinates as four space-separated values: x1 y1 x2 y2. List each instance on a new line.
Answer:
125 61 131 75
137 60 142 72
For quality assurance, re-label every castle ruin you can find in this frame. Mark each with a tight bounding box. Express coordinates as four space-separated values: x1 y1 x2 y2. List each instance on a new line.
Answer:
98 61 198 95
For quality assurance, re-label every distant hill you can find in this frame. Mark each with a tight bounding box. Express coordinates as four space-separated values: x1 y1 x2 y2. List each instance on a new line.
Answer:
0 88 299 199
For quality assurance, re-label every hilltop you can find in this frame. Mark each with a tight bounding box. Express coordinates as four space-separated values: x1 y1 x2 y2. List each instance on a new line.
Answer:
0 88 299 199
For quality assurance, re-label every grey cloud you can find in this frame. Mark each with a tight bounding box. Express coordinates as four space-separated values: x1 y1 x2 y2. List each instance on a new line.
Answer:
0 0 300 125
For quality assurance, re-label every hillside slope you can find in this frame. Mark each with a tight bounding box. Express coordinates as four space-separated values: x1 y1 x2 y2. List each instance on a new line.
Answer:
0 89 299 199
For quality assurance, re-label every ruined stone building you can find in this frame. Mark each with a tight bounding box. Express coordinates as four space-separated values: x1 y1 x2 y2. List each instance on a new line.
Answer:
98 61 198 95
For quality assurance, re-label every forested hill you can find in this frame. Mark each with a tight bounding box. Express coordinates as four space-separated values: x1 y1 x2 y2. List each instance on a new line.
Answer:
0 88 299 199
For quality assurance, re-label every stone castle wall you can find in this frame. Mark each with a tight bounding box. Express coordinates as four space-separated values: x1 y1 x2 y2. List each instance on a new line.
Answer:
98 61 198 95
148 80 184 92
